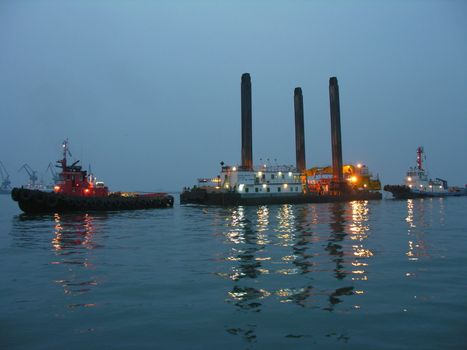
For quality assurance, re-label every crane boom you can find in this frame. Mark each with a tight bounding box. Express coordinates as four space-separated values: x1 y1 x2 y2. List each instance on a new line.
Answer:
0 161 11 190
46 162 59 183
18 164 38 186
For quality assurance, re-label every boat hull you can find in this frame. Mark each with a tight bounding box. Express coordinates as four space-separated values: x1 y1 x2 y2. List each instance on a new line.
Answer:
11 188 174 214
180 188 382 206
384 185 467 199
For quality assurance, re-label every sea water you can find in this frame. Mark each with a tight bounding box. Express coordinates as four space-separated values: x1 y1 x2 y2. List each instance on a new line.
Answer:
1 195 466 349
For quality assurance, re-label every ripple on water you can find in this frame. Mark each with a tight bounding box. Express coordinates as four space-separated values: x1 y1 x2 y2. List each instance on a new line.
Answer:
2 197 467 349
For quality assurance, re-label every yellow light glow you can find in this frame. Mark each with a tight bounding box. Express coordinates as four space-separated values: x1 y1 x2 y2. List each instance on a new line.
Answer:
363 184 367 188
357 163 362 168
278 171 282 176
407 177 412 181
54 186 60 192
284 184 288 189
258 171 262 176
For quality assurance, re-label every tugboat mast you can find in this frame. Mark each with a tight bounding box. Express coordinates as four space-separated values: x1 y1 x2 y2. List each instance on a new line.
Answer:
60 139 72 170
416 146 424 171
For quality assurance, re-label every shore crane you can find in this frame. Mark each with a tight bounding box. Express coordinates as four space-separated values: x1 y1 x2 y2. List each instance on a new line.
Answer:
0 161 11 191
18 164 38 188
46 162 60 184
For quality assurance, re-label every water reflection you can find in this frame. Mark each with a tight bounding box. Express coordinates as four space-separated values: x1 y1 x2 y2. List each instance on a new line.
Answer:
11 212 107 306
220 201 375 341
52 213 106 300
326 203 347 281
405 199 429 261
291 205 314 275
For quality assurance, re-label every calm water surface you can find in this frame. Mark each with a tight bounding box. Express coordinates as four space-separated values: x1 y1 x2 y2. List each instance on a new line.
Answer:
1 195 466 349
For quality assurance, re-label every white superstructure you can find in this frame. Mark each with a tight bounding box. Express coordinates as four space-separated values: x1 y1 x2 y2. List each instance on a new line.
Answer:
405 167 449 195
404 147 451 196
199 164 305 197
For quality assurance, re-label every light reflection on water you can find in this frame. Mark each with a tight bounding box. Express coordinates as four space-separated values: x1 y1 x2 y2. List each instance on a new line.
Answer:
406 199 431 261
51 213 106 304
4 197 465 348
12 212 108 308
219 201 373 322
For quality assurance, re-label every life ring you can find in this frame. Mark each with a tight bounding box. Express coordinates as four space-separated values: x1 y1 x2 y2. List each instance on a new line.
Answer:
11 188 20 201
96 199 106 210
103 200 112 211
34 191 46 204
90 198 99 210
20 189 32 201
114 199 122 210
67 197 80 210
123 199 131 210
46 194 58 208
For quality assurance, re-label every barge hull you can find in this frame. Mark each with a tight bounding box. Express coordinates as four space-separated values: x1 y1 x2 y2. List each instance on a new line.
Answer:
180 189 381 206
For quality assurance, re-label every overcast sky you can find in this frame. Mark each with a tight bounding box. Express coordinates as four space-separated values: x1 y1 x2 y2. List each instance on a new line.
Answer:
1 0 466 191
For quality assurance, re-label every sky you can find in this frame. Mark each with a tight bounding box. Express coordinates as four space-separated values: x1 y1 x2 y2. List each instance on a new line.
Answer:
1 0 466 192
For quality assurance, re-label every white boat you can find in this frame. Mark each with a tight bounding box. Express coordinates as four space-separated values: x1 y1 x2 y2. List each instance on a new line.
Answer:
384 147 467 199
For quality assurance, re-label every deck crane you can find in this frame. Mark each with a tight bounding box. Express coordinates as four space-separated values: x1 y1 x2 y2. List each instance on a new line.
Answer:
0 161 12 191
18 164 38 188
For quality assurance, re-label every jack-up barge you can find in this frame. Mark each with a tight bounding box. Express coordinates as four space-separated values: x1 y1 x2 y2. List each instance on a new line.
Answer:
181 74 382 206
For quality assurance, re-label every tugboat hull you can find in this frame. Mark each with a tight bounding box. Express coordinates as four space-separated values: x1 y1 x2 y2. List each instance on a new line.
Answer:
11 188 174 214
180 188 381 206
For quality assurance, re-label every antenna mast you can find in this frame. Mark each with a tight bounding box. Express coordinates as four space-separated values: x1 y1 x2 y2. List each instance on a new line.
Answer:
416 146 424 171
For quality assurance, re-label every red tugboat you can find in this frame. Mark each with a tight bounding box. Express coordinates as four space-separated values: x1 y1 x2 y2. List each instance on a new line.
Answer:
11 140 174 213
